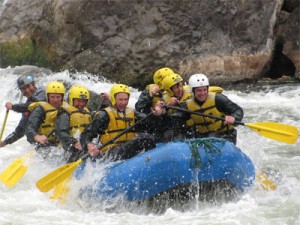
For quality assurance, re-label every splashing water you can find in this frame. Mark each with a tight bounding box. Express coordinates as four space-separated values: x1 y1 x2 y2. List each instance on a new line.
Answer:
0 68 299 225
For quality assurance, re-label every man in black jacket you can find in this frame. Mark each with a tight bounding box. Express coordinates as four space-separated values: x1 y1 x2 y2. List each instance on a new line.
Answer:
0 75 46 148
55 85 92 162
135 67 175 142
80 84 164 162
26 81 66 146
176 73 244 145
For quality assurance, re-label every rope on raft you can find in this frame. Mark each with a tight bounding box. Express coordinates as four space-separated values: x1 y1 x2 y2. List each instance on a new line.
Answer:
186 138 226 169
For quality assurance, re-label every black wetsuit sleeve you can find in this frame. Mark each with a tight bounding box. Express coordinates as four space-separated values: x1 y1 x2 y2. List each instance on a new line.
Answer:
135 89 154 114
215 94 244 122
80 110 110 150
25 106 46 144
12 103 31 113
55 111 78 151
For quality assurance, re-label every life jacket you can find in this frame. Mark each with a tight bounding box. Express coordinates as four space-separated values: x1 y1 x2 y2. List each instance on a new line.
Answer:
186 93 234 134
208 86 224 94
162 85 193 115
63 104 91 137
100 106 136 153
28 101 69 144
146 84 163 107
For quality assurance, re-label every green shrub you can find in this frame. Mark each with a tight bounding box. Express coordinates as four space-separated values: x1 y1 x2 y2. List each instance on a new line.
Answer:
0 39 57 69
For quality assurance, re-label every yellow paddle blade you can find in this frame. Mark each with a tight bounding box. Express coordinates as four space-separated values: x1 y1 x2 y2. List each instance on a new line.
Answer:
0 152 33 187
256 171 277 191
49 176 71 203
0 158 28 187
245 121 299 144
209 86 223 94
36 159 82 192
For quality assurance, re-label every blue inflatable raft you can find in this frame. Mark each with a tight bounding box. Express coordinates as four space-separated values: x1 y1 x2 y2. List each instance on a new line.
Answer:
75 138 255 202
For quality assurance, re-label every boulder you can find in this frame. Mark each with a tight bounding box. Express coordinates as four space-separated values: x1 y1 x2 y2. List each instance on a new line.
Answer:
0 0 299 89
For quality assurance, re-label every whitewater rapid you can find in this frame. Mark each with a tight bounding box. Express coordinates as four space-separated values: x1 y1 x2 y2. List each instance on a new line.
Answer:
0 69 299 225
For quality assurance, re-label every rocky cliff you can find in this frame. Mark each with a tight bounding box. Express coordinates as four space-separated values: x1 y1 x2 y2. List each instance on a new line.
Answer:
0 0 299 89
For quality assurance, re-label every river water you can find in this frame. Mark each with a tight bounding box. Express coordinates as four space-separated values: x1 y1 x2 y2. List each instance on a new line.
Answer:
0 68 299 225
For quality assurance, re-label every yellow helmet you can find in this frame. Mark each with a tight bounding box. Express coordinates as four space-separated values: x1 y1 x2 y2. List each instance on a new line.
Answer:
46 81 65 95
162 73 183 96
68 85 90 105
110 84 130 105
153 67 174 87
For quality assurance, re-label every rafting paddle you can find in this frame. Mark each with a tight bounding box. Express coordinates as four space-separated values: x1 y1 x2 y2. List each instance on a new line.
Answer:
49 176 71 202
0 130 55 187
0 151 34 187
165 106 299 144
0 109 9 141
165 106 291 191
256 171 277 191
36 112 154 193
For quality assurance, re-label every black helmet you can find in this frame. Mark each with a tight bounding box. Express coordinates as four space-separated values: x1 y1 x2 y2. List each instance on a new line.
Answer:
17 75 34 89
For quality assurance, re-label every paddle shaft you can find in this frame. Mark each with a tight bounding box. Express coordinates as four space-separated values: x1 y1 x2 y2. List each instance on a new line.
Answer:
166 105 298 144
166 105 280 190
81 112 154 160
165 105 243 125
0 109 9 141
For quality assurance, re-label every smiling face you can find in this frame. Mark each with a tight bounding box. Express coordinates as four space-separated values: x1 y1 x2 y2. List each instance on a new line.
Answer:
171 81 184 98
20 83 36 98
114 92 129 112
73 98 88 110
193 86 209 103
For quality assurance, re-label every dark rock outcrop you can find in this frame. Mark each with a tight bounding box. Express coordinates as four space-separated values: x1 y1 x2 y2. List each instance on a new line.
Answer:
0 0 299 89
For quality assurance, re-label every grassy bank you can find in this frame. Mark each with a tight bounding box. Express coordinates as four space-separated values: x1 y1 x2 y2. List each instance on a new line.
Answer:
0 39 57 70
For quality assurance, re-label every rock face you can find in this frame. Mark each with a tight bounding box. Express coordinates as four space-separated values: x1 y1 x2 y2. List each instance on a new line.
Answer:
0 0 299 89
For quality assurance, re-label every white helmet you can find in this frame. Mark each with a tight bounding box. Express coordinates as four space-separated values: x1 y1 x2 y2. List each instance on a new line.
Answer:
188 74 209 88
